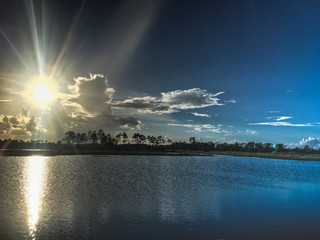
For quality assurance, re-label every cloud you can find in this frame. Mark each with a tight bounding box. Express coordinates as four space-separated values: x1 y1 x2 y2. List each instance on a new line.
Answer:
0 113 44 138
275 116 293 121
238 129 258 135
225 99 236 103
10 129 31 136
266 111 281 113
161 89 224 109
168 123 222 133
26 116 37 133
246 130 257 134
297 137 320 149
112 88 225 114
68 74 115 115
9 116 20 125
116 116 143 130
111 96 178 114
60 74 145 136
249 122 312 127
267 115 293 121
69 113 143 134
191 112 211 118
0 118 10 130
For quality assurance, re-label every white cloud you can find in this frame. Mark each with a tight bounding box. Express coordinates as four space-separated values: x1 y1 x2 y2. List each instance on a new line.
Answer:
191 112 211 118
225 99 236 103
161 89 224 109
246 130 257 134
111 96 178 114
275 116 293 121
249 122 313 127
266 115 293 121
296 137 320 149
112 88 226 114
266 111 281 113
168 123 222 133
238 129 258 135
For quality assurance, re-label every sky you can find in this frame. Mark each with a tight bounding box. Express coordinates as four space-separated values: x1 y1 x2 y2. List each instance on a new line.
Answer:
0 0 320 146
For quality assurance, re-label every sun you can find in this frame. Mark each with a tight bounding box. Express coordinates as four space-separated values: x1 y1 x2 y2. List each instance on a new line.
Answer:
24 75 58 104
33 84 54 101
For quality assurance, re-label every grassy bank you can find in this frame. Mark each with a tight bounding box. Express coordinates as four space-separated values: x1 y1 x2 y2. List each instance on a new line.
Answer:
211 151 320 161
0 149 211 157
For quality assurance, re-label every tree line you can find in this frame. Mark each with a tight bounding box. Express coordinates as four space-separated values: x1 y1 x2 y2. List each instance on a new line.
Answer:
0 131 318 154
62 130 171 146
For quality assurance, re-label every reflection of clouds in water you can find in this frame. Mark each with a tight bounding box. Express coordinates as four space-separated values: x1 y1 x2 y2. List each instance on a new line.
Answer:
24 156 46 239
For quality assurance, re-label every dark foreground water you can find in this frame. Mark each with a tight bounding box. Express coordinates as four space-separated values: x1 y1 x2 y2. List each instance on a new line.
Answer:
1 155 320 240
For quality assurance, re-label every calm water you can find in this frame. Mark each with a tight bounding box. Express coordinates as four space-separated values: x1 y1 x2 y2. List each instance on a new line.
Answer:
1 155 320 239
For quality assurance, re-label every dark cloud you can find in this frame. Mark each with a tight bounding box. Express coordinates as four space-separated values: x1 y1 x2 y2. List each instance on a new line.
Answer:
0 113 43 139
0 116 10 130
68 74 114 114
0 122 10 131
11 129 30 136
26 116 37 133
3 116 9 123
9 116 19 124
116 116 142 130
64 74 142 135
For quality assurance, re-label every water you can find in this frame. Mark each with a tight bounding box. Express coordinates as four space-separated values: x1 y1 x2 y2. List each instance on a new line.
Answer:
1 155 320 239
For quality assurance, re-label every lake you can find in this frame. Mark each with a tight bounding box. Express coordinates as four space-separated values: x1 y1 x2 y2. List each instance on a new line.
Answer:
1 155 320 239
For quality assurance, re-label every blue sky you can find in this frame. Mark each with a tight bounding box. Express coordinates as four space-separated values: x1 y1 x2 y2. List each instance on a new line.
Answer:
0 0 319 144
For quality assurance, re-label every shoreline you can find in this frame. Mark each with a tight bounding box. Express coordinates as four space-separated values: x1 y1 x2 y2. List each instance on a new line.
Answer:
211 151 320 161
1 149 320 161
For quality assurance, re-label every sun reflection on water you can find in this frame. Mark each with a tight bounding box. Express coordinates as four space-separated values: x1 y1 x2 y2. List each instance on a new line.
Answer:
24 156 46 239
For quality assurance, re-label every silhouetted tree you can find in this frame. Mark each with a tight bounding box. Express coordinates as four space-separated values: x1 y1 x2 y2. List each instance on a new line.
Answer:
132 133 146 144
101 134 112 145
245 142 255 152
147 135 156 145
97 129 105 144
189 137 196 144
156 135 165 145
276 143 285 152
88 131 98 144
64 131 76 144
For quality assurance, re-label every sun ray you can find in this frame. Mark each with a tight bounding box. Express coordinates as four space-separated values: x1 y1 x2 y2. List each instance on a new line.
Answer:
0 29 29 69
26 0 44 75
